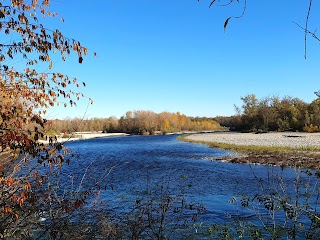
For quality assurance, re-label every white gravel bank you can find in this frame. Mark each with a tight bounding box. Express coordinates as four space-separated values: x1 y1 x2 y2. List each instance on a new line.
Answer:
185 132 320 148
40 132 128 144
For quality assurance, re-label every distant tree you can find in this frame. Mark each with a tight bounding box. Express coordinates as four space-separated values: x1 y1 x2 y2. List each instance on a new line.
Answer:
161 118 171 133
304 98 320 132
102 110 221 134
225 95 311 132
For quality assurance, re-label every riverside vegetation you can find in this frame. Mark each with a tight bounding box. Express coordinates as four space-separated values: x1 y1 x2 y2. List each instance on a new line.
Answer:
178 132 320 239
46 110 222 136
0 1 225 238
2 0 320 239
215 94 320 133
0 0 97 238
176 94 320 238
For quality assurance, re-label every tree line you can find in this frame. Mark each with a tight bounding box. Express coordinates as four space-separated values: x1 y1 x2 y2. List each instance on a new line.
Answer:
215 94 320 132
48 110 222 135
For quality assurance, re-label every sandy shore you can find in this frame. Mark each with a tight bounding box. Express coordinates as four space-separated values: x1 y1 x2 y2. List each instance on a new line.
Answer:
185 132 320 148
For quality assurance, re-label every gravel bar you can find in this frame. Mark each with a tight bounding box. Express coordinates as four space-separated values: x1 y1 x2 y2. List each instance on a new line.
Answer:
185 132 320 148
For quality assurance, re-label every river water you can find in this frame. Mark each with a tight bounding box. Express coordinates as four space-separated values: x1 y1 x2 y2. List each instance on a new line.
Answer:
59 134 317 233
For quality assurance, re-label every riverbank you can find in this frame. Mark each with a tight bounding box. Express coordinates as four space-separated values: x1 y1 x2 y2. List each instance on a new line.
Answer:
40 132 129 144
180 132 320 168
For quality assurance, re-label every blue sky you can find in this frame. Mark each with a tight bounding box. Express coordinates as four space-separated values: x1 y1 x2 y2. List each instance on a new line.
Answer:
45 0 320 119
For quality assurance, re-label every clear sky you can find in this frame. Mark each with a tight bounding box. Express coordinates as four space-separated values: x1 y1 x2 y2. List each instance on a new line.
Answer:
45 0 320 120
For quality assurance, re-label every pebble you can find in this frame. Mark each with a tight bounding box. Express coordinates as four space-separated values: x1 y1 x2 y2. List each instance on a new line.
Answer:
186 132 320 148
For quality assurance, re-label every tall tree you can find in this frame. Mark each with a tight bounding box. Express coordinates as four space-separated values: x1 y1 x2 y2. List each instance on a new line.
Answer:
0 1 94 238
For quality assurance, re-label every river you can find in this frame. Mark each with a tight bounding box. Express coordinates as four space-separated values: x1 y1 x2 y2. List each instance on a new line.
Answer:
58 134 318 237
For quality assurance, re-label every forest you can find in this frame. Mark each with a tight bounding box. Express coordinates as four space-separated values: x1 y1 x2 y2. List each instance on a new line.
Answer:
215 94 320 133
49 94 320 135
47 110 222 135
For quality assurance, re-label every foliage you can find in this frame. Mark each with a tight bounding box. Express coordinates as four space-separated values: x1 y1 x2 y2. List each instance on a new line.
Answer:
47 111 222 135
114 110 222 135
35 176 207 239
0 0 94 238
215 94 320 132
204 167 320 239
116 177 206 239
47 117 113 134
303 124 320 133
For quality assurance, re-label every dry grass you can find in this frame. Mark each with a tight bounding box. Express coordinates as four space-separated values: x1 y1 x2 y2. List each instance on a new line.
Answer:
0 151 14 166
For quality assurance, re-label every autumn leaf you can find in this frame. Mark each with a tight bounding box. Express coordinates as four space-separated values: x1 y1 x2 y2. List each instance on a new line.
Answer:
21 192 28 199
5 207 13 214
24 182 31 191
18 198 24 207
0 1 90 236
6 177 14 187
83 47 88 55
14 165 20 172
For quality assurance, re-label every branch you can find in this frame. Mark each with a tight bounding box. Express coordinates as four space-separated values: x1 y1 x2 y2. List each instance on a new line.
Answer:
294 22 320 43
209 0 233 8
305 0 313 59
